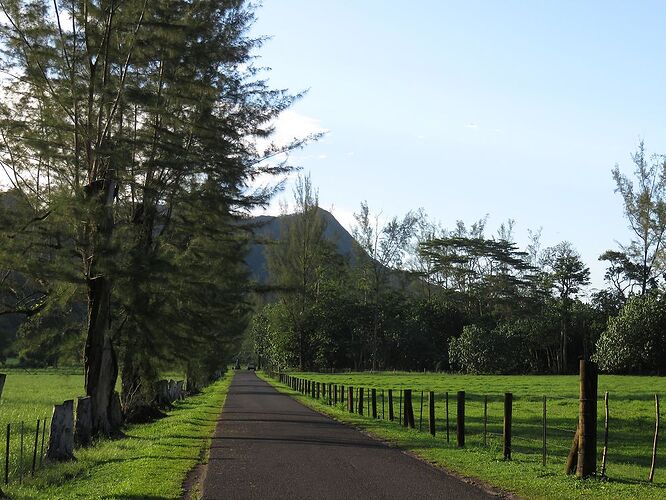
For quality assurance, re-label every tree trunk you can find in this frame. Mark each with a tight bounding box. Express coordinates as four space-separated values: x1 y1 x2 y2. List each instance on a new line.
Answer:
83 179 119 437
84 276 119 436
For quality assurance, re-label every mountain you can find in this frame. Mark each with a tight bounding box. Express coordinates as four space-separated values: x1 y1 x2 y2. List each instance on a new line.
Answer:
245 209 357 284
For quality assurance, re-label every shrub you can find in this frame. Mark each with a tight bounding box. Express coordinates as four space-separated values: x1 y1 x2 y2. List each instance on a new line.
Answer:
594 291 666 374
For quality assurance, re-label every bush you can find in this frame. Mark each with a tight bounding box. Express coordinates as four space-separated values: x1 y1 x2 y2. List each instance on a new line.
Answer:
594 291 666 374
448 323 530 374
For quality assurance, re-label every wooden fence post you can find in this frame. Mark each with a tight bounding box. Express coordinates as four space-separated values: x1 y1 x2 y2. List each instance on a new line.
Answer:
456 391 465 448
388 390 394 421
503 392 512 460
348 386 354 413
577 360 598 479
649 394 660 482
399 390 403 426
600 391 609 477
543 395 547 467
404 390 415 428
46 400 75 461
419 391 424 431
446 392 449 443
382 390 385 419
341 385 345 404
358 387 364 416
372 389 377 418
0 374 6 401
74 396 92 447
4 424 8 485
483 395 488 446
429 391 436 436
31 419 39 476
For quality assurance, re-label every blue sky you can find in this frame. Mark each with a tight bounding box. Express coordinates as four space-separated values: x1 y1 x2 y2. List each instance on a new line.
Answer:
252 1 666 291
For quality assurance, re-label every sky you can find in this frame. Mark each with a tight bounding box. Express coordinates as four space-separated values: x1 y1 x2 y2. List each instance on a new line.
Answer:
250 0 666 292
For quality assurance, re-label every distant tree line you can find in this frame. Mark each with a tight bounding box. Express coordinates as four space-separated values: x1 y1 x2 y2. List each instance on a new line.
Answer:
252 145 666 375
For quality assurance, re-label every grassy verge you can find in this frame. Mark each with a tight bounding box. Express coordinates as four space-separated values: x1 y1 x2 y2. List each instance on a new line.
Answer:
6 373 231 499
259 371 666 500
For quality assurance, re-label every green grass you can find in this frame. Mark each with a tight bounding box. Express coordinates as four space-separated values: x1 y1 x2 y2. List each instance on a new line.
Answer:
261 371 666 499
5 373 230 499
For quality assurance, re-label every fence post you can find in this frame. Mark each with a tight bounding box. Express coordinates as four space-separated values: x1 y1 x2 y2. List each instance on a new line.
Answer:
341 385 345 404
334 385 338 405
503 393 512 460
404 389 415 428
446 392 449 443
543 395 547 466
399 390 403 426
419 391 424 431
483 395 488 446
372 389 377 418
20 421 24 483
358 387 364 416
381 390 385 419
600 391 608 477
4 423 9 485
576 359 598 479
31 419 39 476
456 391 465 448
39 419 46 467
388 390 394 421
429 391 436 436
649 394 660 482
348 386 354 413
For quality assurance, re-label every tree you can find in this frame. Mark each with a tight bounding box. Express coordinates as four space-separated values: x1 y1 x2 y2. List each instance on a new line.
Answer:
594 291 666 374
611 141 666 295
352 202 417 369
0 0 299 434
267 174 340 370
541 241 590 373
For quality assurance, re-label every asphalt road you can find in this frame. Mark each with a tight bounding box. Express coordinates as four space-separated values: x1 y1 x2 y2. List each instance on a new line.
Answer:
201 371 498 500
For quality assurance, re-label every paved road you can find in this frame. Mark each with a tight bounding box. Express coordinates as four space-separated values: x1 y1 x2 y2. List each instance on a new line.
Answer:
201 371 498 500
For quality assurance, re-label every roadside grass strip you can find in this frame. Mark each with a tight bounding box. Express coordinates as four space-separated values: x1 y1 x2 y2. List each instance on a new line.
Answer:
5 374 231 499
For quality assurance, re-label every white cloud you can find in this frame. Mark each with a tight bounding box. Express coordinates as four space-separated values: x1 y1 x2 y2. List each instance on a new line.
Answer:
465 122 478 129
263 110 329 151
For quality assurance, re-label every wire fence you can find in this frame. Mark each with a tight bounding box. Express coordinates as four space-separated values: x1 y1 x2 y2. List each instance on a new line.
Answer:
1 416 51 485
267 371 663 484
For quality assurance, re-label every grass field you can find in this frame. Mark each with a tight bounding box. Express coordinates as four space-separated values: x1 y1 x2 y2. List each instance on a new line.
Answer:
0 367 228 499
262 371 666 500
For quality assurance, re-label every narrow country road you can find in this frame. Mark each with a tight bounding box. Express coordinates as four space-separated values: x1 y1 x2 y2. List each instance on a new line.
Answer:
201 371 498 499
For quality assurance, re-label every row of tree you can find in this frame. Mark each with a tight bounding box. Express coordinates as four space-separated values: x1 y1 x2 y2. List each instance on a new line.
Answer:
0 0 299 434
252 143 666 375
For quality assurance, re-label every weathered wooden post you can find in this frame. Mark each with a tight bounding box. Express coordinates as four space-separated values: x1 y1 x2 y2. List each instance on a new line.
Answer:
74 396 92 447
46 400 75 461
371 389 377 418
341 385 345 404
334 384 338 405
404 389 415 428
366 388 370 415
419 391 424 431
382 389 385 419
503 392 513 460
456 391 465 448
316 382 320 399
576 360 598 479
429 391 436 436
358 387 364 415
348 386 354 413
388 389 394 421
0 374 6 400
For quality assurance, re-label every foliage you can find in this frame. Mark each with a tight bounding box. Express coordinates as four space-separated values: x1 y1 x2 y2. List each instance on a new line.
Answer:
611 141 666 295
594 291 666 374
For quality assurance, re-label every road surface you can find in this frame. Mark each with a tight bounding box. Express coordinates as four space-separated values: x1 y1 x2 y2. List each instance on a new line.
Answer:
201 371 499 499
